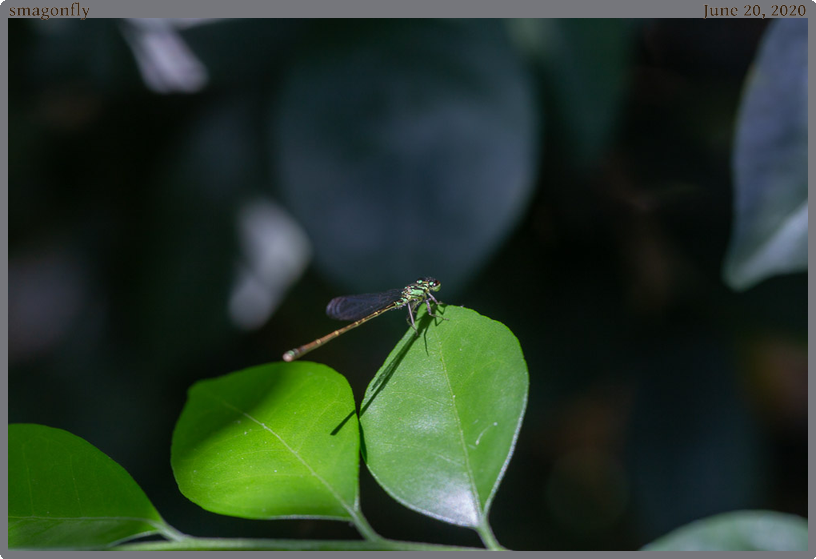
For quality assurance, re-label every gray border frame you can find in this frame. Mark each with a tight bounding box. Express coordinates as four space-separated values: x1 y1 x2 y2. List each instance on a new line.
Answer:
2 0 816 556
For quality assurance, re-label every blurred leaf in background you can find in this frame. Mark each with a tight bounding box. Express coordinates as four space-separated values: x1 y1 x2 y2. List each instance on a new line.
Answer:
272 20 538 292
508 18 637 171
642 510 808 551
723 19 807 291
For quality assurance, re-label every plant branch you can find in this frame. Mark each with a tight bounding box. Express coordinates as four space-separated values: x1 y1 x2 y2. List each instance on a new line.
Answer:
115 537 480 551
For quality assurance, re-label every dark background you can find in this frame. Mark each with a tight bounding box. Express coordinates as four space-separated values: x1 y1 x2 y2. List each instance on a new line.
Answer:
9 18 807 550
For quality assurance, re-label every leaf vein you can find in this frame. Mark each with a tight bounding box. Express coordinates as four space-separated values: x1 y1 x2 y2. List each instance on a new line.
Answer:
436 333 482 524
203 392 355 519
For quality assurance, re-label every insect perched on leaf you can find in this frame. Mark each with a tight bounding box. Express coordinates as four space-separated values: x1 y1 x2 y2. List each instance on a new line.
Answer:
282 277 446 362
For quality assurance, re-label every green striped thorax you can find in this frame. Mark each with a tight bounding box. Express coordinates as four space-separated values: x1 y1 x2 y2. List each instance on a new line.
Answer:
403 277 441 305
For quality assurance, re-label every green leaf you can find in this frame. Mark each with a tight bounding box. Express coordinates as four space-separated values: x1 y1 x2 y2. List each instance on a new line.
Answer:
642 510 808 551
9 424 165 549
359 306 528 533
724 19 807 290
171 362 360 521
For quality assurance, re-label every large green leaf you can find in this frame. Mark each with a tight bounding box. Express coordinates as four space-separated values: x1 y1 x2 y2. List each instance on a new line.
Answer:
9 424 165 549
359 306 528 533
724 19 807 290
642 510 808 551
171 362 360 521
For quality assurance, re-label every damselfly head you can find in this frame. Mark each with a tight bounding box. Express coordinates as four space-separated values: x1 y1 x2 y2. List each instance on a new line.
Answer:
417 277 441 291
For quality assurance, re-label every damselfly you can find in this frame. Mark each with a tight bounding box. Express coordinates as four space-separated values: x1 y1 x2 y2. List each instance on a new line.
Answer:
282 277 445 362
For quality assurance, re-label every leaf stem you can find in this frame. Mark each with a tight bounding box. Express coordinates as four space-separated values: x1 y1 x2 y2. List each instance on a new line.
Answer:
155 522 190 542
477 519 506 551
348 509 383 542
